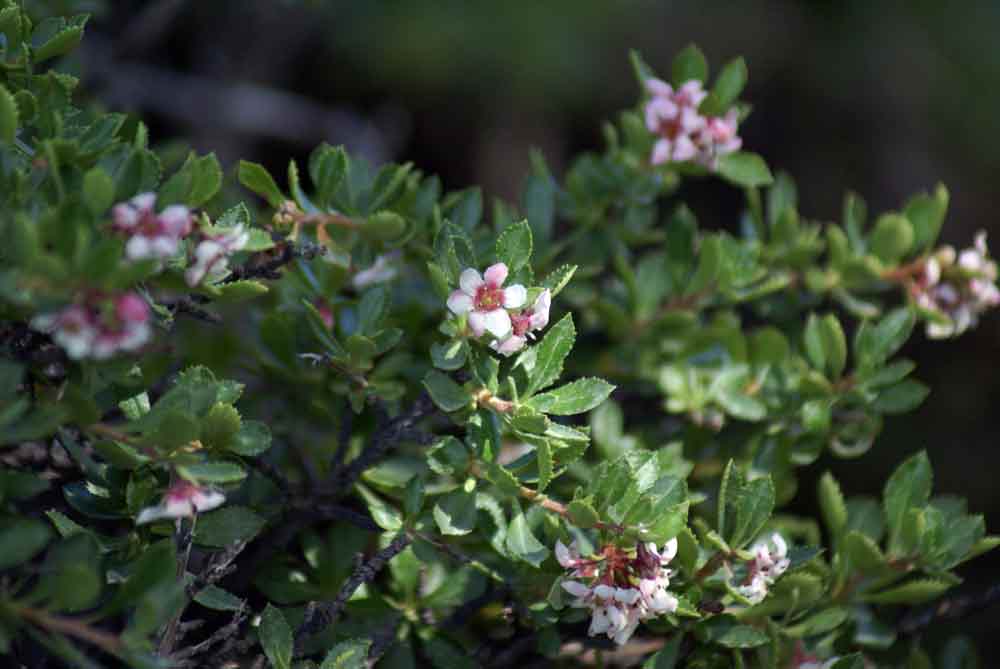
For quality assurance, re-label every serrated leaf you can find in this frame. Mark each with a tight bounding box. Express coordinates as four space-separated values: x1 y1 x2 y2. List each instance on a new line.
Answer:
844 530 888 573
517 313 575 396
214 279 269 302
0 84 17 144
526 377 615 416
540 264 577 297
495 219 532 272
230 420 272 456
818 472 848 543
433 491 477 536
820 314 848 379
700 57 747 116
536 440 553 492
260 604 292 669
33 24 84 63
177 461 246 484
566 500 600 528
863 578 952 604
884 451 932 554
82 167 114 215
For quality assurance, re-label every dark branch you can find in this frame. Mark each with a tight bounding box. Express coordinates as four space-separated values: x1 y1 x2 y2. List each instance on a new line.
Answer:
293 532 411 655
897 582 1000 637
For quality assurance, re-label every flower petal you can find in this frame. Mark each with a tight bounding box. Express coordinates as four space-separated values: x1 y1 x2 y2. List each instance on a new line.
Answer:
503 284 527 309
447 290 474 315
459 268 484 294
482 309 512 338
490 335 526 356
483 263 509 287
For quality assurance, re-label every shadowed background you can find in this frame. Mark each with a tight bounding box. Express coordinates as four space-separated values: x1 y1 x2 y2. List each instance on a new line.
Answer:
53 0 1000 660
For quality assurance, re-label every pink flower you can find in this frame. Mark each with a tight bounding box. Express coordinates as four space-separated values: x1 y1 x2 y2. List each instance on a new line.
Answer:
352 254 398 289
696 109 743 168
136 480 225 525
31 292 151 360
185 225 250 287
490 289 551 356
644 78 708 166
447 263 527 338
737 533 790 604
111 193 192 261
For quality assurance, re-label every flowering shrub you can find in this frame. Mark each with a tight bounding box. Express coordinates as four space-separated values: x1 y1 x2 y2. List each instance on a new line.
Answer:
0 4 997 668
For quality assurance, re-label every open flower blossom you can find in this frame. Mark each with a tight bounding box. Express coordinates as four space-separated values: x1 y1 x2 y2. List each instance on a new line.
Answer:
558 538 680 645
736 533 790 604
490 289 551 356
447 263 527 338
911 231 1000 339
185 225 250 287
30 292 151 360
111 192 193 261
644 78 742 169
136 480 226 525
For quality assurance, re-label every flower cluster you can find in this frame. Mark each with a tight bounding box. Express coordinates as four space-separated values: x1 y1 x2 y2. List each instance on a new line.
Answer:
644 78 741 169
447 263 552 355
185 225 250 287
736 533 790 604
136 480 225 525
30 292 151 360
558 538 680 645
911 231 1000 339
111 193 193 262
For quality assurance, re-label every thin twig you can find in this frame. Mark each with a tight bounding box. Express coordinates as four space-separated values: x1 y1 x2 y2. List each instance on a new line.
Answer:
897 583 1000 636
293 533 411 655
16 606 123 658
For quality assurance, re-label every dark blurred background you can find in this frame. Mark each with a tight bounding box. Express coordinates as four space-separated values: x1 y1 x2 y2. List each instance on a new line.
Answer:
56 0 1000 660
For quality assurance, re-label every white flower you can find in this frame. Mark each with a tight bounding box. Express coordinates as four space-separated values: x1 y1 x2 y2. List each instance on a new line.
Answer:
737 533 791 604
914 232 999 339
136 481 225 525
490 289 552 356
447 263 526 338
185 225 250 287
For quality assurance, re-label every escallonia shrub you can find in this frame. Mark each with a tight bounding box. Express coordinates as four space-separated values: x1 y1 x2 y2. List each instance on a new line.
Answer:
0 4 997 668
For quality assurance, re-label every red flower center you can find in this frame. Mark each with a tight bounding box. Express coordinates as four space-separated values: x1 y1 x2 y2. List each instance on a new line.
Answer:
475 284 504 311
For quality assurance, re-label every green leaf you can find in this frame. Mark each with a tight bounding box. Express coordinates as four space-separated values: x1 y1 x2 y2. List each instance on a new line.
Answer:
718 152 774 188
260 604 293 669
357 285 389 335
873 379 930 414
863 578 952 604
701 57 747 116
869 213 914 265
187 153 223 206
844 530 888 573
671 44 709 85
194 584 244 612
517 313 575 396
33 23 85 63
642 634 682 669
906 185 949 251
0 84 17 144
820 314 848 379
422 370 471 413
566 500 600 529
536 439 553 492
526 377 615 416
177 462 246 484
856 307 915 369
82 167 114 215
818 472 848 543
495 220 533 272
884 451 933 554
0 519 51 570
718 462 775 549
540 264 577 297
230 420 272 456
697 615 769 648
506 508 549 567
785 607 849 638
309 143 348 207
194 506 266 547
629 49 657 86
357 485 403 532
215 279 269 302
321 639 372 669
433 491 477 536
685 234 722 297
238 160 285 207
431 340 466 371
